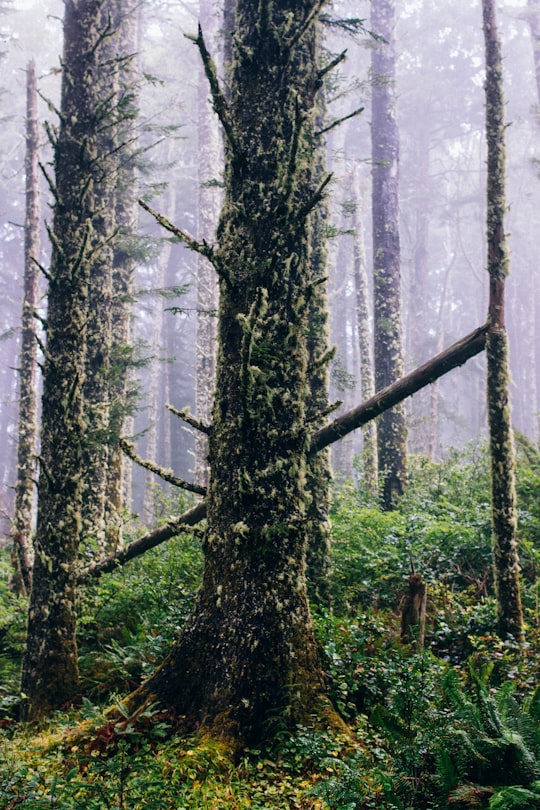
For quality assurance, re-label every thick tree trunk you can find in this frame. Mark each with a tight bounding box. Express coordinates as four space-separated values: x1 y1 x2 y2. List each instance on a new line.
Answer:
483 0 523 640
81 2 117 551
371 0 407 509
11 60 40 597
126 0 340 746
21 0 109 720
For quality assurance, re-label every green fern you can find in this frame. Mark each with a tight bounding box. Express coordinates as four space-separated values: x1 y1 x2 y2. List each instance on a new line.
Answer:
438 666 540 797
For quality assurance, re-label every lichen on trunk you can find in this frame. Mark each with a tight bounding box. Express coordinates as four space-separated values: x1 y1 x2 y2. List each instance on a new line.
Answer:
126 0 342 745
483 0 523 640
21 0 115 720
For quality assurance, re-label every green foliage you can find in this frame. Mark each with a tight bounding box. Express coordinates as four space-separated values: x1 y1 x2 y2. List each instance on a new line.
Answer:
77 531 202 699
0 552 27 711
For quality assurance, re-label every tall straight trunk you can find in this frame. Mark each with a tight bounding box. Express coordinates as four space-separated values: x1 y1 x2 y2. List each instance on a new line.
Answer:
143 185 176 524
106 0 140 542
194 0 221 486
81 2 117 551
21 0 109 720
483 0 523 640
371 0 407 509
305 98 332 608
126 0 341 746
11 60 40 597
352 166 378 496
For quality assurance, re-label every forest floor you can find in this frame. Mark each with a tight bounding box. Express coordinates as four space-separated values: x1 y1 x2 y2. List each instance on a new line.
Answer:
1 443 540 809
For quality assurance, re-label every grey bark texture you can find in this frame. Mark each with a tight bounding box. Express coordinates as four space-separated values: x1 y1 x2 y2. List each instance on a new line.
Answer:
371 0 407 509
11 60 40 597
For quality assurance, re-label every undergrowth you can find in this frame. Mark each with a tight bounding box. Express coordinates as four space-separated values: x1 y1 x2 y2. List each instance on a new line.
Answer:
0 442 539 808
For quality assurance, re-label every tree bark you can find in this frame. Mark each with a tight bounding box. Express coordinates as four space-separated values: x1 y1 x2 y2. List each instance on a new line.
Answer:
11 60 40 597
124 0 341 747
483 0 523 641
352 165 378 495
106 0 141 544
371 0 407 509
21 0 113 720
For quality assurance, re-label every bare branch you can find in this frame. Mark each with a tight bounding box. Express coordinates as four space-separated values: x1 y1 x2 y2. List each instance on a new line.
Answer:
138 198 215 261
120 438 206 496
315 106 364 138
166 403 210 435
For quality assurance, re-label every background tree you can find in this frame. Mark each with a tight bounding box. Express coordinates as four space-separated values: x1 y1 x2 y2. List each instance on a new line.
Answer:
21 0 120 719
370 0 407 508
11 60 40 597
483 0 523 640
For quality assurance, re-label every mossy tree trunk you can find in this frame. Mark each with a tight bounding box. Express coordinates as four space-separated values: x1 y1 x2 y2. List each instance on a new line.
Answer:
11 60 40 598
21 0 113 720
483 0 524 641
371 0 407 510
128 0 340 746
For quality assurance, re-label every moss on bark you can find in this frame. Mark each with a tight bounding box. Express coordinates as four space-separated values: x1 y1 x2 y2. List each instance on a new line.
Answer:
126 0 343 746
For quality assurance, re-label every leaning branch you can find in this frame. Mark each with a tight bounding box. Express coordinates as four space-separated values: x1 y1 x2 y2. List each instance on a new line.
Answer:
80 501 207 582
189 25 239 155
309 324 488 455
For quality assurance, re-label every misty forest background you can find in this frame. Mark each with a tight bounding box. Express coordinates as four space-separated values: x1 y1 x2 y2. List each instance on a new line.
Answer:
0 1 540 809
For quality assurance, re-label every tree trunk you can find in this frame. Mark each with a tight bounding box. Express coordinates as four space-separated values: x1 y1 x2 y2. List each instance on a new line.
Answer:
106 0 141 544
81 2 117 551
21 0 111 720
483 0 524 641
371 0 407 509
352 165 378 496
125 0 341 746
305 98 332 608
194 0 221 486
11 60 40 597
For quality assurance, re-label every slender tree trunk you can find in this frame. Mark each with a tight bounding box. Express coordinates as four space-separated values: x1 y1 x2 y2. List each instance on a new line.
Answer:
194 0 221 486
21 0 110 720
483 0 523 640
11 60 40 597
81 2 117 551
305 98 332 608
371 0 407 509
126 1 341 746
106 0 140 543
352 166 378 495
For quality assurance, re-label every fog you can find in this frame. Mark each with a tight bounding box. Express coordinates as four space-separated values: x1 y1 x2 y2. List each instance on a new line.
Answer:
0 0 538 534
